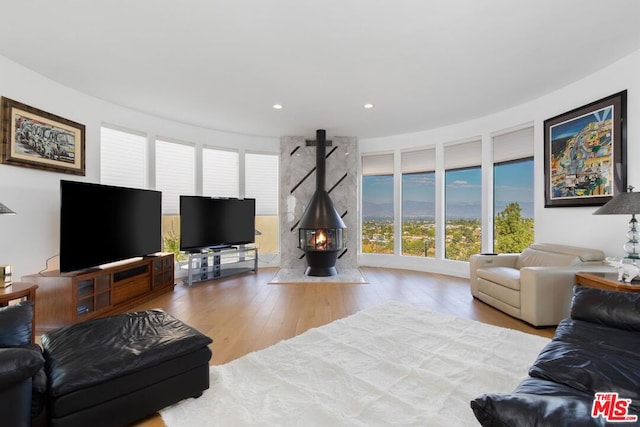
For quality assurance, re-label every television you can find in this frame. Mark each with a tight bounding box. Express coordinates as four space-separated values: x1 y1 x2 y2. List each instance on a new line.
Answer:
179 196 255 252
59 180 162 273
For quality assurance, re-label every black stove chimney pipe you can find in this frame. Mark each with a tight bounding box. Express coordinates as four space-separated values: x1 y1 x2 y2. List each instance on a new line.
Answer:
297 130 346 230
316 129 326 192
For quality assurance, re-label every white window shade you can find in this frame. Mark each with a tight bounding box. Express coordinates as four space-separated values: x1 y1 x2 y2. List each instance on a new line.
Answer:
444 140 482 170
401 148 435 173
100 126 146 188
156 140 195 215
362 153 393 175
493 126 534 163
245 153 278 216
203 148 239 198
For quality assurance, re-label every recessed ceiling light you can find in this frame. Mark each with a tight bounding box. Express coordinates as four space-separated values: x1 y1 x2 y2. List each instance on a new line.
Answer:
272 104 283 110
363 103 374 109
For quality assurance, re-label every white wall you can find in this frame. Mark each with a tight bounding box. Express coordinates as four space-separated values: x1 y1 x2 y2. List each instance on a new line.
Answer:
1 47 638 281
359 48 639 278
0 56 279 280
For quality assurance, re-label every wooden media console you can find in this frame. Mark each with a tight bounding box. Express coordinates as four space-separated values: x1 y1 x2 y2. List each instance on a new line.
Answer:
23 253 175 332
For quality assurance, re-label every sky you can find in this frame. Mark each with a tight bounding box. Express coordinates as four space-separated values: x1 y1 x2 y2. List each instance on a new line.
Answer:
362 159 534 218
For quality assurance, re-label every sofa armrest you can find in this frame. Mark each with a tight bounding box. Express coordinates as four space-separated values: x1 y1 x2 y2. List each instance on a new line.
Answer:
0 346 44 389
519 265 616 327
469 254 519 296
0 346 44 427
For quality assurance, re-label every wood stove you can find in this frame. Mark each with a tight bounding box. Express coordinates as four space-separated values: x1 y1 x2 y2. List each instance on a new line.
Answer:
297 129 346 276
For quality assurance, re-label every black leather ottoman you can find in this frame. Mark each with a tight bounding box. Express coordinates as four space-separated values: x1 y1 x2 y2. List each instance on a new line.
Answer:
41 309 213 427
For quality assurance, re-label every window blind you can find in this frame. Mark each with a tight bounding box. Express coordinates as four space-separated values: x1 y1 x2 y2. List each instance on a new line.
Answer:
493 126 534 163
444 139 482 170
401 148 435 173
362 153 394 176
203 147 239 198
100 126 146 189
245 152 278 216
155 139 195 215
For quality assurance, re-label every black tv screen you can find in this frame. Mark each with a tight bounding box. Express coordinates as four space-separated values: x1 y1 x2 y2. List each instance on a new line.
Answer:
60 180 162 273
180 196 255 251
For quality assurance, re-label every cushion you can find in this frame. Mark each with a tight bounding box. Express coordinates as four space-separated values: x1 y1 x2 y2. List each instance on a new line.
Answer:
516 248 581 269
0 301 33 347
529 243 605 262
528 318 640 410
570 285 640 331
42 309 213 397
477 267 520 290
0 345 44 388
471 392 606 427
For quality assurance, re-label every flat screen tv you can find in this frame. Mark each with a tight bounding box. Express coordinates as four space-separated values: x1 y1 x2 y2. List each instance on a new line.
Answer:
180 196 255 252
60 180 162 273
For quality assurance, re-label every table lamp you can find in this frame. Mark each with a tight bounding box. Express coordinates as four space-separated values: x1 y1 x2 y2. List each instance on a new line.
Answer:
0 202 14 215
0 201 15 287
593 186 640 263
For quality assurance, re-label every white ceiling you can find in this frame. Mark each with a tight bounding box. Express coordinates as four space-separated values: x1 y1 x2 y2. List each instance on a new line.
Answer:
1 0 639 139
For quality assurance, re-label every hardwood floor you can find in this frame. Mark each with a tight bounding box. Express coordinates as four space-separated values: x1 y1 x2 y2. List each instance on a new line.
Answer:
132 266 555 426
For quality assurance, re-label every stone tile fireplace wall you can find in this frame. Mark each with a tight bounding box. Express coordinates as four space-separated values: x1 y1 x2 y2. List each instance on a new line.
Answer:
279 136 358 271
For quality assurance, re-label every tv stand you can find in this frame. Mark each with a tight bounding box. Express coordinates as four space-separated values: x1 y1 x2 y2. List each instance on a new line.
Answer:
183 245 257 286
22 253 175 332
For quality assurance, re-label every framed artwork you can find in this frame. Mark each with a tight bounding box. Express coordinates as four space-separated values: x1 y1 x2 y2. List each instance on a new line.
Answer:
544 90 626 207
0 97 85 175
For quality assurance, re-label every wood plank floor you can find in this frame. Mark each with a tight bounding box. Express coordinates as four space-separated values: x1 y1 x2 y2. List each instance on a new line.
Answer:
132 266 555 426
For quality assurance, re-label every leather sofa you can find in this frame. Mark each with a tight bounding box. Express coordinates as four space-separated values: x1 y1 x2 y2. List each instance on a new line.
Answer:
469 243 614 327
471 285 640 426
0 301 46 427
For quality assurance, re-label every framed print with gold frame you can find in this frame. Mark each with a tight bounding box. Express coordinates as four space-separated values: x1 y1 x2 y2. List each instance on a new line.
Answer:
1 97 85 175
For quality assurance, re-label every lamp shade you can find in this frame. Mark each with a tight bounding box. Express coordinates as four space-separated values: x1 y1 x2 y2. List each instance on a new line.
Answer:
593 187 640 215
0 202 15 215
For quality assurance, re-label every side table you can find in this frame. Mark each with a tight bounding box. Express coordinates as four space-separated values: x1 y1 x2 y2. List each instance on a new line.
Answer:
575 272 640 293
0 282 38 342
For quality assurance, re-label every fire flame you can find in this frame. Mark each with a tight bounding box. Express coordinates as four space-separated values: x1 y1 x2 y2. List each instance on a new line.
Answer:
315 230 327 249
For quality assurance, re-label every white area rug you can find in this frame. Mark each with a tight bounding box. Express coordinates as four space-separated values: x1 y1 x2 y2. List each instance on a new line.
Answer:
268 268 368 284
161 301 549 427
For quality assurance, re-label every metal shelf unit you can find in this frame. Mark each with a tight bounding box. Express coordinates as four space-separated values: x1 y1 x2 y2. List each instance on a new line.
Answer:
183 245 257 286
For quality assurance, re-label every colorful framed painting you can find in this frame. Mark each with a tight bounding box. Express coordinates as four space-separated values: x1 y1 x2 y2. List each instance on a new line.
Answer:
544 90 626 208
0 97 85 175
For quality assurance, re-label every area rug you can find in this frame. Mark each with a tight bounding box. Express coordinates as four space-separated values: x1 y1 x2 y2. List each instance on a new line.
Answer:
160 301 549 427
268 267 368 284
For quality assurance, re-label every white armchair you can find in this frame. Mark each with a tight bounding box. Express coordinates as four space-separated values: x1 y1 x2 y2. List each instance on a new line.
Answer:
469 243 615 327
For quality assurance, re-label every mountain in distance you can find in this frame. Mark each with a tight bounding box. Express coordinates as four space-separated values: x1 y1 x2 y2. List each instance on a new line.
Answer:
363 200 534 220
362 201 393 219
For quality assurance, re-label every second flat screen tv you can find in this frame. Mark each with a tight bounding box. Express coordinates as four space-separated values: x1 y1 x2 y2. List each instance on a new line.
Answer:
179 196 256 252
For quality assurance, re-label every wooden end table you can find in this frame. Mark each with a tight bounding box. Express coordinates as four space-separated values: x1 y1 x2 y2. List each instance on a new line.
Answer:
0 282 38 342
575 272 640 293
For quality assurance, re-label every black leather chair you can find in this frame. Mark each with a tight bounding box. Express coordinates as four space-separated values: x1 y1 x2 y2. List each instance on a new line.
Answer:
0 301 47 427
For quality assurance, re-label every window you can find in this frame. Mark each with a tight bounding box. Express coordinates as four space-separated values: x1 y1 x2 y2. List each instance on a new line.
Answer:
155 140 195 215
245 152 279 257
203 148 239 198
156 139 195 255
362 154 394 254
493 127 534 253
444 141 482 261
100 126 146 188
401 149 435 257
